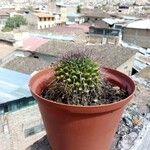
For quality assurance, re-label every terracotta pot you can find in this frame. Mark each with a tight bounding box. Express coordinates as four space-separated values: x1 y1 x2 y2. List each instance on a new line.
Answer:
29 67 135 150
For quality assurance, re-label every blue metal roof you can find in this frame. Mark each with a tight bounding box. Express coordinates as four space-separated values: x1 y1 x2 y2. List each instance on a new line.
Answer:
0 67 31 104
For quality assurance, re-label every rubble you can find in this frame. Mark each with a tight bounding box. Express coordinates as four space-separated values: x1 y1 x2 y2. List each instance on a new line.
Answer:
111 103 150 150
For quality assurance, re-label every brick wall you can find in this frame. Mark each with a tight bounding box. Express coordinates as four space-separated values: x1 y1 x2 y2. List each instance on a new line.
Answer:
0 105 45 150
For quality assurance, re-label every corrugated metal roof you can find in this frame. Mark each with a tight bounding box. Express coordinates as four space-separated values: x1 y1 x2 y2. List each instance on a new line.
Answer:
133 52 150 71
102 18 125 25
0 67 31 104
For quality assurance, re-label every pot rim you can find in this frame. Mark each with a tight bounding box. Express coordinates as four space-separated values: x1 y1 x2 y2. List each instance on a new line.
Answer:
29 67 135 113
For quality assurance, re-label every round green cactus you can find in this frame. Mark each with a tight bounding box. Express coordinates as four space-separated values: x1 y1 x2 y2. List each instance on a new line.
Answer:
55 56 101 97
43 52 127 106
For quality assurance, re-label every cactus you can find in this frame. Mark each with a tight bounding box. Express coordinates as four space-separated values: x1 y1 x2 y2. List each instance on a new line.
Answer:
55 55 101 101
43 52 128 106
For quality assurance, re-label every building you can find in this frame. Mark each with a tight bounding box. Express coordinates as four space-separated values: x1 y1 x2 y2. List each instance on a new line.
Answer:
122 19 150 48
4 53 57 74
26 12 56 30
89 26 120 36
0 41 16 64
82 8 110 25
0 11 10 29
0 67 46 150
67 13 84 24
0 8 18 30
0 33 16 64
102 16 139 30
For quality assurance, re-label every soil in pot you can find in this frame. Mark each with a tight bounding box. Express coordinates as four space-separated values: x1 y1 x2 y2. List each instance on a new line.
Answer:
42 79 128 106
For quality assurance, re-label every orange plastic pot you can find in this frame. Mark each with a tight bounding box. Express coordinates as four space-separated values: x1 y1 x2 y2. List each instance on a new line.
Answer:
29 67 135 150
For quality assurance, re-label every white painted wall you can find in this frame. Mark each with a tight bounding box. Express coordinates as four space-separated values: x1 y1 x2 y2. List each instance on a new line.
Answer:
37 20 56 29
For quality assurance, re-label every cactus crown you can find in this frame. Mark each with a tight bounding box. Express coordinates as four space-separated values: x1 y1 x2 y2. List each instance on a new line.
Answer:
55 55 101 97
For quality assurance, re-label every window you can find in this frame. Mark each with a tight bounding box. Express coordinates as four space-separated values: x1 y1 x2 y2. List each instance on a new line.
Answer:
0 106 4 115
39 18 42 21
24 124 45 137
44 17 46 21
0 97 36 115
33 55 39 59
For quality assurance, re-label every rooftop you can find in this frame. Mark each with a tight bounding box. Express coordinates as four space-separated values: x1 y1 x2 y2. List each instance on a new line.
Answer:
33 13 54 18
4 53 57 74
133 66 150 88
136 66 150 80
3 42 137 74
0 67 31 104
81 8 110 18
126 19 150 29
0 11 10 16
67 13 82 17
22 37 49 51
35 41 137 68
0 42 16 60
0 32 15 43
0 8 15 16
35 25 86 36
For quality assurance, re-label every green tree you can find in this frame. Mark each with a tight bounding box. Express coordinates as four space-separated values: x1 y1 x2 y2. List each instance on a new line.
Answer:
1 26 12 32
5 15 26 29
77 5 81 13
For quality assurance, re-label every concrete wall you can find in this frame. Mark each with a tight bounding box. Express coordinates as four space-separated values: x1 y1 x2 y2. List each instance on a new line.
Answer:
117 55 135 76
25 14 38 29
0 105 45 150
87 34 119 45
122 28 150 48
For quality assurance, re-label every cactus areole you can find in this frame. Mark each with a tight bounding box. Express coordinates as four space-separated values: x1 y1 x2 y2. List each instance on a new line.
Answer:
56 57 100 95
29 52 135 150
